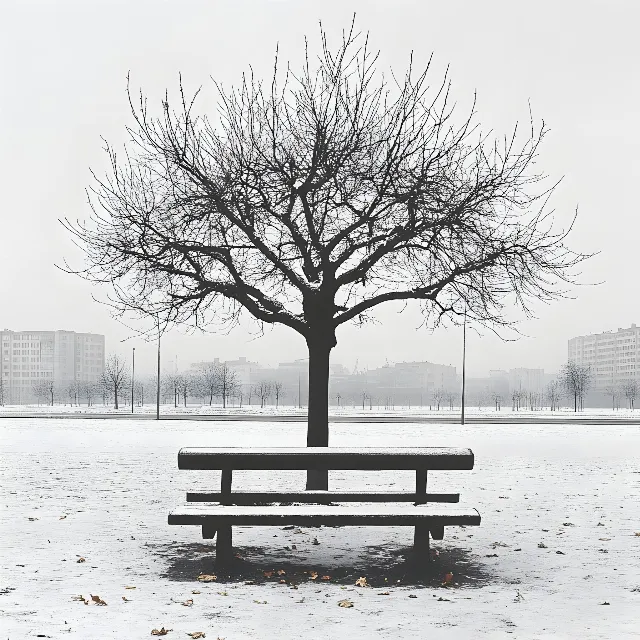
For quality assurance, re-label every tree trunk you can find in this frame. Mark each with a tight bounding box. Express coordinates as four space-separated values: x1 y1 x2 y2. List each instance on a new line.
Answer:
305 334 334 490
114 384 119 409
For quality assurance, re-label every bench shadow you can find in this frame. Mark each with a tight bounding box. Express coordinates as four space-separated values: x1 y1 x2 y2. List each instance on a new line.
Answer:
151 539 493 589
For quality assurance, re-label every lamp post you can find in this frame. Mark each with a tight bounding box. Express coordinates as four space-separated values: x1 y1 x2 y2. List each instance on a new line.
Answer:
156 330 161 421
461 307 467 425
131 347 135 414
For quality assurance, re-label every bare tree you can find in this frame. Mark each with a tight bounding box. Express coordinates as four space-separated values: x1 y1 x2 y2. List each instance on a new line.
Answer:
490 390 502 411
67 380 82 406
33 379 56 406
256 381 272 409
622 379 638 410
560 361 592 412
0 375 5 406
134 379 146 406
64 21 589 488
101 354 130 409
194 363 220 406
432 388 444 411
218 363 239 409
546 379 562 411
605 384 620 411
177 372 194 407
273 381 284 409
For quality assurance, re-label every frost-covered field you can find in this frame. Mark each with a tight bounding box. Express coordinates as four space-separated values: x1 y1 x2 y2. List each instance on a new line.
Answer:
1 418 639 639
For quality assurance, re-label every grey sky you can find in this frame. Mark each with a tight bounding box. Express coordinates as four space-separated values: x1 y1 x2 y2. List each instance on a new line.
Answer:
1 0 637 377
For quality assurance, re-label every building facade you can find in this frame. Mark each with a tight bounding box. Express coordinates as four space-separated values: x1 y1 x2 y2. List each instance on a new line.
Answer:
568 324 640 391
0 329 105 404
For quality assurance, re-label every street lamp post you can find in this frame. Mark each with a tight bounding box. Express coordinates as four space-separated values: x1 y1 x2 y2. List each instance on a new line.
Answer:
461 307 467 425
131 347 135 414
156 329 161 421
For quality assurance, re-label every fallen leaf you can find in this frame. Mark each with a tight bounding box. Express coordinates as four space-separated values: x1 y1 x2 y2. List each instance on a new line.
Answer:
263 571 274 578
556 550 565 555
282 525 295 530
90 594 107 606
151 628 172 636
187 634 206 639
538 543 547 549
441 572 454 587
197 574 217 582
309 571 318 580
321 575 331 581
276 569 286 576
562 522 575 527
253 600 267 604
408 594 417 598
125 586 136 590
312 538 320 545
634 532 640 536
217 591 228 596
191 590 201 595
77 557 86 563
337 599 354 608
122 596 130 602
291 545 297 550
600 601 610 606
599 538 611 542
355 577 369 588
485 554 498 558
59 515 67 520
378 591 390 596
182 599 194 607
71 595 88 604
437 596 450 601
28 517 38 521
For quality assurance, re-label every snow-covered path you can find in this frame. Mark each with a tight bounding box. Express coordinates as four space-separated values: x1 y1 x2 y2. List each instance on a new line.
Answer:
1 419 639 639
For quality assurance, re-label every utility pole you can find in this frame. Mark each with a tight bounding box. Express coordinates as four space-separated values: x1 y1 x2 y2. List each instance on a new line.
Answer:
156 327 161 421
131 347 135 414
461 307 467 425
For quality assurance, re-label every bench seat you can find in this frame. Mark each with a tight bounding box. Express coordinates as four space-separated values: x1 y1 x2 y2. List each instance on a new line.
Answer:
186 490 460 504
169 504 481 527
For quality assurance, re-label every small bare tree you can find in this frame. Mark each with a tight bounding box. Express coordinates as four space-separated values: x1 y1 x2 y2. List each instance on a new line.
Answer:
256 381 272 409
605 384 620 411
560 361 592 412
218 363 239 409
101 354 130 410
195 363 220 406
546 379 561 411
490 390 502 411
33 379 56 406
622 380 638 410
273 381 284 409
432 388 444 411
177 372 194 407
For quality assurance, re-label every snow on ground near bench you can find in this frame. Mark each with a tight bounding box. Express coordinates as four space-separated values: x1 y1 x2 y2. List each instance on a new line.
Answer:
1 418 639 639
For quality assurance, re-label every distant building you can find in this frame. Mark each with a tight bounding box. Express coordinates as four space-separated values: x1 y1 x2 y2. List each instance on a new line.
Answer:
190 356 263 397
0 329 105 403
568 324 640 391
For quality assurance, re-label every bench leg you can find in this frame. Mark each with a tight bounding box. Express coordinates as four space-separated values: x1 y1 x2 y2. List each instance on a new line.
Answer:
306 469 328 491
216 526 233 566
202 523 217 540
413 524 430 560
430 525 444 540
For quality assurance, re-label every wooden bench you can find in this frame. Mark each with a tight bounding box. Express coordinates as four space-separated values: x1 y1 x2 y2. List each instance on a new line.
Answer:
168 447 481 565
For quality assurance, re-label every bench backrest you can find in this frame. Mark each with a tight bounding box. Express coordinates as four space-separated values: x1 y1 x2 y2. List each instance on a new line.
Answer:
178 447 474 471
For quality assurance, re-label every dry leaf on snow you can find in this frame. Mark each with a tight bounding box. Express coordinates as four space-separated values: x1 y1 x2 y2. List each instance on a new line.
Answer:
197 574 217 582
441 572 454 587
182 599 194 607
253 600 268 604
59 515 67 520
191 590 201 595
309 571 318 580
337 599 354 608
321 575 331 581
122 596 131 602
263 571 274 578
187 634 206 639
125 585 136 589
355 577 369 588
151 628 172 636
378 591 390 596
71 595 88 605
277 569 286 576
90 594 107 605
77 557 86 563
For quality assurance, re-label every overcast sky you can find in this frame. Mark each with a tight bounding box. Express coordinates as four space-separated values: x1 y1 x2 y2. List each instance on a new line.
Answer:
1 0 637 377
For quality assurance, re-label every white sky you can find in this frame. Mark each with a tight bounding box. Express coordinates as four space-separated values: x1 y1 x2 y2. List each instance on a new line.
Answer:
1 0 638 377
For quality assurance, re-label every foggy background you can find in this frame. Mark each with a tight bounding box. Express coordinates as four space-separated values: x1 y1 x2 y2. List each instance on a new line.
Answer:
1 0 637 376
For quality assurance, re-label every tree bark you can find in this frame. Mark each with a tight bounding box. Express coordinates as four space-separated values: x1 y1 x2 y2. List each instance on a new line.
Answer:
305 332 335 490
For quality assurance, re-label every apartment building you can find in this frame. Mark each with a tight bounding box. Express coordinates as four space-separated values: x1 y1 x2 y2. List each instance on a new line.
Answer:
0 329 105 403
568 324 639 391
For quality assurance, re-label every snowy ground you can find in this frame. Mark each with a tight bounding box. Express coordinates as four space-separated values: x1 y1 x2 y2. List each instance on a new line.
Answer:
1 403 640 420
1 418 639 639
